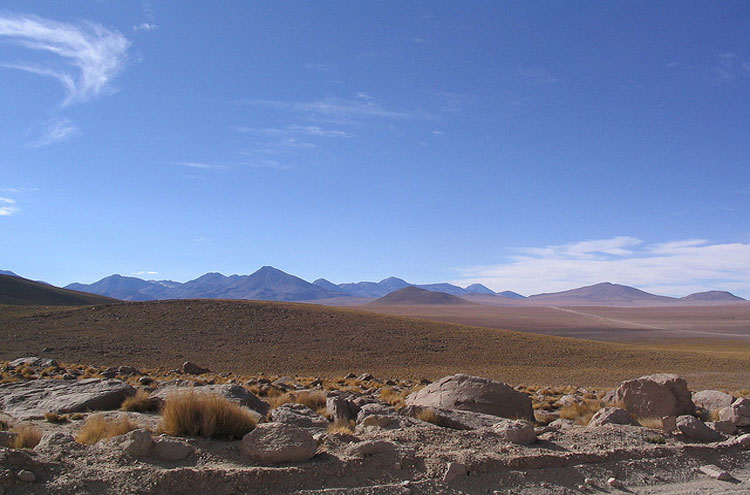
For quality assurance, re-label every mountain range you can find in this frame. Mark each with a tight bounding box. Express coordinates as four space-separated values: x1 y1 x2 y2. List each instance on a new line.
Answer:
1 267 745 306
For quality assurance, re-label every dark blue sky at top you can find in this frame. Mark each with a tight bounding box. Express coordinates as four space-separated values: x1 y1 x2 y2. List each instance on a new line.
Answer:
1 2 749 296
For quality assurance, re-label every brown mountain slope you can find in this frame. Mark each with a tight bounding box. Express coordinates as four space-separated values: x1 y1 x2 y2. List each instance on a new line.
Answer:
528 282 676 305
0 274 119 306
370 286 473 305
1 299 749 388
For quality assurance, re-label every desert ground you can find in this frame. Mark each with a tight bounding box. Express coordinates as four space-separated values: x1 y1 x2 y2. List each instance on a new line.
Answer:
2 300 750 389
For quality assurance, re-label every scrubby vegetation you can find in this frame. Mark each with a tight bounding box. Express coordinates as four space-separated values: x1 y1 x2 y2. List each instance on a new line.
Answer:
159 391 257 438
121 389 157 412
75 415 139 445
11 424 43 449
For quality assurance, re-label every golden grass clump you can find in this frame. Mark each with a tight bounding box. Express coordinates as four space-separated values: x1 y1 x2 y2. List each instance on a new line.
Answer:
44 412 69 423
636 416 664 429
558 400 603 426
267 393 294 410
121 390 157 412
295 390 326 410
415 408 441 426
10 424 43 449
159 391 257 439
75 415 139 445
326 419 355 434
70 413 86 421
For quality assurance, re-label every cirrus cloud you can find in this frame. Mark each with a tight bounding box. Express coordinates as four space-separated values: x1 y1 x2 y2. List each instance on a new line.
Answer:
0 13 130 106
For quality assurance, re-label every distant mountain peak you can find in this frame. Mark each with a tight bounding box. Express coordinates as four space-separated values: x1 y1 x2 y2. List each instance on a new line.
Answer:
682 290 745 302
371 286 473 305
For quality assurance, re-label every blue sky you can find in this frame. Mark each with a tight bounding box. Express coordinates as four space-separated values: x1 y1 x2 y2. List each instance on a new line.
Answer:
1 2 749 297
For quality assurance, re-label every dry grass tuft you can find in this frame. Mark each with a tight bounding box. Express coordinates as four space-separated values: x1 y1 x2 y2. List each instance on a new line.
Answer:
44 412 69 423
558 400 603 426
295 390 326 410
0 418 8 431
326 419 355 434
636 416 664 429
70 413 86 421
159 391 257 439
121 390 157 412
415 408 441 426
10 424 43 449
75 415 139 445
266 393 295 410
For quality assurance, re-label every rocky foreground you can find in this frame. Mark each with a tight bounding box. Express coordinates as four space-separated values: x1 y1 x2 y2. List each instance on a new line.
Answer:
1 358 750 494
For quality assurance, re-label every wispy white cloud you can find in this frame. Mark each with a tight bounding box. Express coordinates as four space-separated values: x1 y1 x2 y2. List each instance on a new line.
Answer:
133 23 157 32
455 237 750 298
517 67 560 86
710 52 749 85
175 161 226 170
233 124 352 138
245 94 430 121
0 197 18 216
305 62 335 72
28 117 79 147
0 13 130 106
134 270 158 276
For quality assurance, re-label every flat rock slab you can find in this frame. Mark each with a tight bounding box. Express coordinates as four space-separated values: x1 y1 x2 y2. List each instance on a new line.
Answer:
0 378 135 419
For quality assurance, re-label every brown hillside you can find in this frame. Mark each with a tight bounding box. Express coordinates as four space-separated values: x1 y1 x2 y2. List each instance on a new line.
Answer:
1 299 750 388
0 274 119 306
370 286 473 305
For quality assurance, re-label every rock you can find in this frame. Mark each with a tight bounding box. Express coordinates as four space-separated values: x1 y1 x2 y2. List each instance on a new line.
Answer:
182 361 208 375
240 423 317 463
402 405 507 430
708 420 737 435
270 403 329 430
733 433 750 448
357 373 374 381
138 376 153 386
699 464 733 481
344 440 397 458
100 370 117 379
17 469 35 482
110 429 154 458
693 390 735 415
443 462 467 482
555 394 581 408
118 366 139 375
608 373 695 418
344 373 357 379
405 374 533 421
360 415 395 428
35 432 76 451
719 398 750 426
150 384 269 416
356 403 396 422
548 418 578 430
588 407 637 427
0 431 18 447
326 396 359 422
662 415 676 434
9 357 43 368
0 378 135 420
491 419 536 445
153 437 195 461
676 415 721 442
607 477 623 489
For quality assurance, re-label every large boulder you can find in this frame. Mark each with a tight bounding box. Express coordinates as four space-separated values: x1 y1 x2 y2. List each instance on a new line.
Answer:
404 374 533 421
326 395 360 422
240 423 317 463
149 384 269 416
607 373 694 419
0 378 135 420
693 390 735 415
719 398 750 426
588 407 638 427
491 419 536 445
676 415 721 443
270 403 328 430
401 405 507 430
